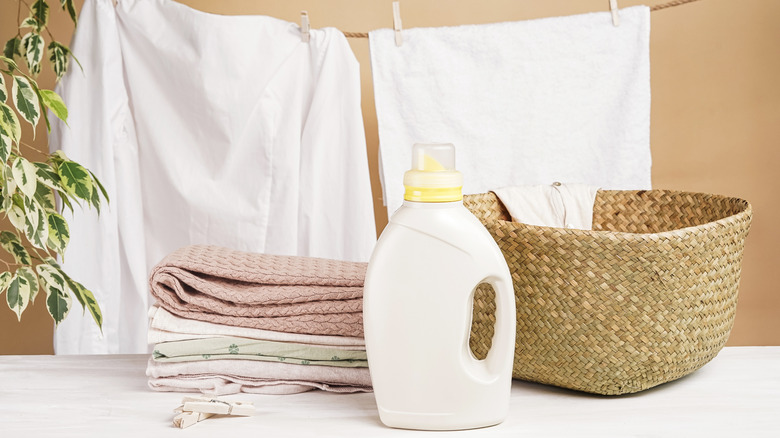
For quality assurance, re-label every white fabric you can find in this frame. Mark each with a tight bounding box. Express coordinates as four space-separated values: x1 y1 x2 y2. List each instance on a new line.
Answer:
493 184 600 230
369 6 651 217
51 0 376 354
148 376 342 395
146 358 373 392
147 306 365 348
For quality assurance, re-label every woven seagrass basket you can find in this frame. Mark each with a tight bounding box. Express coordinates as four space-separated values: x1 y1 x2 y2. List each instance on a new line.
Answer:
465 190 752 395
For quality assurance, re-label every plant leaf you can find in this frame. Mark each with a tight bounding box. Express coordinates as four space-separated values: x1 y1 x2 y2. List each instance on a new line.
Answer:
57 160 92 202
90 180 101 213
89 169 109 204
3 38 22 63
20 33 45 76
8 202 26 232
45 278 71 324
0 271 11 296
45 257 83 310
0 173 13 212
48 157 77 214
38 205 49 250
27 78 51 131
0 101 21 144
20 17 40 30
36 263 71 325
38 89 67 123
11 76 40 132
69 51 83 74
0 133 10 163
47 42 70 81
34 162 60 188
12 156 38 198
22 196 48 250
0 72 6 103
41 98 50 132
35 164 67 213
31 0 50 31
51 149 68 163
6 270 34 321
0 231 31 264
6 275 27 320
34 180 56 211
60 0 78 26
17 266 39 302
46 212 69 254
58 190 74 215
23 196 39 231
65 277 102 330
69 278 86 312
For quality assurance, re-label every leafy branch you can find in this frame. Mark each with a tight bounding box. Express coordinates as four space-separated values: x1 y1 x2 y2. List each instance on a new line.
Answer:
1 0 104 330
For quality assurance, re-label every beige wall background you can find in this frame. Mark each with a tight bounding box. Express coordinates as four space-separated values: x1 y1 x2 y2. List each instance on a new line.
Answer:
1 0 778 353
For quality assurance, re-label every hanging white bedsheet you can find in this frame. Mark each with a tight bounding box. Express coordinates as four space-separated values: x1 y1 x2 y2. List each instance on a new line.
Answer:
50 0 376 354
370 7 652 217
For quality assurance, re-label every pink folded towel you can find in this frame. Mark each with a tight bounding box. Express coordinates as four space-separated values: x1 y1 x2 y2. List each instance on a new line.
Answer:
149 245 367 337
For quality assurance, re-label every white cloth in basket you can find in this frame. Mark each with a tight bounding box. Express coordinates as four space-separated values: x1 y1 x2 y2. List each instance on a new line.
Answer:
493 183 600 230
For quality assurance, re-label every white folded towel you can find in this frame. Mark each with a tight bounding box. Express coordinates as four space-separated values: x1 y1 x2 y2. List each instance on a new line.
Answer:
147 306 365 348
493 183 600 230
369 6 651 216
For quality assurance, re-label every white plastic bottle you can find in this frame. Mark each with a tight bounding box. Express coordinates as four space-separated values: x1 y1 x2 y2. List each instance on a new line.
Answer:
363 143 516 431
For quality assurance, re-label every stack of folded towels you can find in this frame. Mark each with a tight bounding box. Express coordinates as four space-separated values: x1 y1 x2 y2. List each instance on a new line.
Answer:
146 245 371 395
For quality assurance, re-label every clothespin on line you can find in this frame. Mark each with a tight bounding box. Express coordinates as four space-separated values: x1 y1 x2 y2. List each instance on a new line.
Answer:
301 11 311 42
609 0 620 27
172 396 255 429
393 1 403 47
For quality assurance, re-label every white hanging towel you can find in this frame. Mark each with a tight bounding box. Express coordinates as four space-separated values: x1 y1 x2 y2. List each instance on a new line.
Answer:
369 6 651 217
50 0 376 354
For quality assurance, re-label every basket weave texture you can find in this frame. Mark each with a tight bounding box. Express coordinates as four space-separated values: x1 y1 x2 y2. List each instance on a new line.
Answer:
464 190 752 395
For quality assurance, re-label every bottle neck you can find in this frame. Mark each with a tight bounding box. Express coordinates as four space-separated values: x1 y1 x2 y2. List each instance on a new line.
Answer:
401 200 464 209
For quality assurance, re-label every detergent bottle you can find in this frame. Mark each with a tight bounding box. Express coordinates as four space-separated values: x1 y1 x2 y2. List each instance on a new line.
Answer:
363 143 516 430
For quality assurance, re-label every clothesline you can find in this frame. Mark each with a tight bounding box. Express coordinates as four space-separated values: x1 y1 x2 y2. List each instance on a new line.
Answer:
340 0 704 38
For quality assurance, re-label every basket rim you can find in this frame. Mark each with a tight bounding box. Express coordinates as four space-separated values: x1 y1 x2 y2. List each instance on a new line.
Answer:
471 189 752 241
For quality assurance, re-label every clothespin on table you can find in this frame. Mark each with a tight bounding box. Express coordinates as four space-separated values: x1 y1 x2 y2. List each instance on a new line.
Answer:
182 396 255 416
301 11 311 42
172 396 255 429
609 0 620 27
173 407 215 429
393 1 403 47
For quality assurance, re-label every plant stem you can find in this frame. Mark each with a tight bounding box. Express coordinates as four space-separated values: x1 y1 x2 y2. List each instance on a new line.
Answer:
17 0 22 38
19 140 46 156
0 257 18 271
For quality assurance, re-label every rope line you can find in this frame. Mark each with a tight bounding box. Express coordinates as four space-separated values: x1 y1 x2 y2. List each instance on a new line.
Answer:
343 0 706 38
343 31 369 38
650 0 704 12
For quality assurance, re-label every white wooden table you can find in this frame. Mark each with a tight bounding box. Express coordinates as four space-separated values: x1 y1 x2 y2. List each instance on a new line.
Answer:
1 347 778 437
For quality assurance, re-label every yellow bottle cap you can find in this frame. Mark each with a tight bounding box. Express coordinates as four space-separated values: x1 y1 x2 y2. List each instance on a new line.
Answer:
403 143 463 202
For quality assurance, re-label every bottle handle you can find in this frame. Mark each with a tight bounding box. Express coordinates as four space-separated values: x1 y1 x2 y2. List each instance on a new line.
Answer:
464 274 516 382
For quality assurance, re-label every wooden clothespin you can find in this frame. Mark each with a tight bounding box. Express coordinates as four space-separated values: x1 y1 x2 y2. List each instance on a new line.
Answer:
182 396 255 416
609 0 620 27
173 406 215 429
301 11 311 42
393 1 403 47
172 396 255 429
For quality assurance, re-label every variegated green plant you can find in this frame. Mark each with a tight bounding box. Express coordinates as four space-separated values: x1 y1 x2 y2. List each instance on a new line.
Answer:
1 0 104 329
